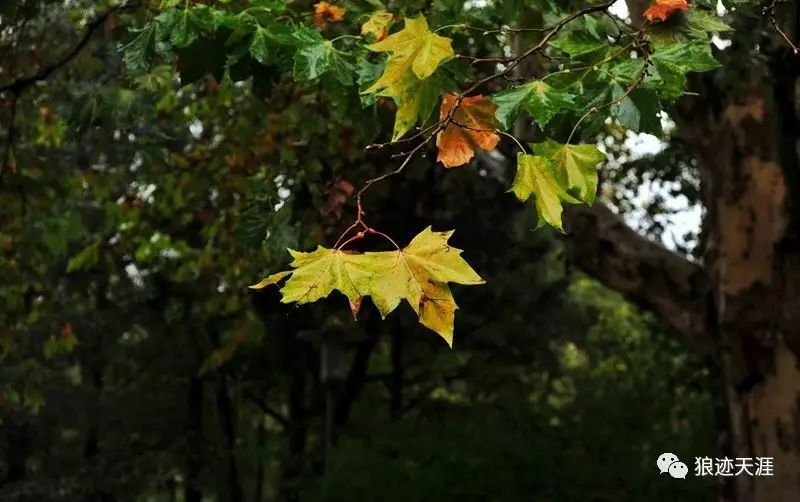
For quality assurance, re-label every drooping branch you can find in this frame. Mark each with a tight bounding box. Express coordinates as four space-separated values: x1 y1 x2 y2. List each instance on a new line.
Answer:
563 204 710 350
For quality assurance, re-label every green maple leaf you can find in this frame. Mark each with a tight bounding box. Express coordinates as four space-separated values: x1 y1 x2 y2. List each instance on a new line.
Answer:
363 15 454 95
122 24 157 76
249 227 483 346
686 10 732 35
381 72 443 140
491 80 576 130
249 27 272 65
511 153 580 231
549 32 607 58
611 86 662 134
293 40 354 85
533 139 606 205
650 41 721 100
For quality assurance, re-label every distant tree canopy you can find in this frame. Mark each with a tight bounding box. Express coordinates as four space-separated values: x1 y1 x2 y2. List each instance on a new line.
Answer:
1 0 799 501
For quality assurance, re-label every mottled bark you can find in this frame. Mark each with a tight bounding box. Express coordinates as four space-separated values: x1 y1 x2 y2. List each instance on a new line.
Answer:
678 69 800 501
558 3 800 500
564 66 800 502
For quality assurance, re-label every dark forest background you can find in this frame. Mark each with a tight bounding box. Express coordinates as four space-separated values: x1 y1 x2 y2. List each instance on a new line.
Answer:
4 0 798 500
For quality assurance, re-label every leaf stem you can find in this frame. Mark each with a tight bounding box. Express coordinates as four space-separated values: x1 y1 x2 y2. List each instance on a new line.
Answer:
330 34 362 43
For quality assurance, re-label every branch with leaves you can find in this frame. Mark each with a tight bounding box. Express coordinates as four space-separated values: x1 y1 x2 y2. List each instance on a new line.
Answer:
121 0 731 345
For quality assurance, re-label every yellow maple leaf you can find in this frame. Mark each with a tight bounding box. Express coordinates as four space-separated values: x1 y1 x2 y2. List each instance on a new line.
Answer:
361 11 395 41
363 15 454 95
278 247 371 304
249 227 483 346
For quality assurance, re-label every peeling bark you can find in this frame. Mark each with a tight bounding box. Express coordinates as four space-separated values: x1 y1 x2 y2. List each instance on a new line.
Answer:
691 78 800 502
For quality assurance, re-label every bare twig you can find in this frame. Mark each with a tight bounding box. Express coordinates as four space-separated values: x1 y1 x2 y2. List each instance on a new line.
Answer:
764 0 800 53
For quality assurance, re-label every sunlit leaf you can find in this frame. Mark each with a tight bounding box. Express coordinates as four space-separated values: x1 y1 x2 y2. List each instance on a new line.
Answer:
251 228 483 345
363 15 454 94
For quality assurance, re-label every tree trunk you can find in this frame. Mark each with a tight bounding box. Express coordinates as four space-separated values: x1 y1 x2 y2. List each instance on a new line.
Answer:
564 3 800 500
216 377 244 502
684 64 800 500
567 68 800 501
185 376 204 502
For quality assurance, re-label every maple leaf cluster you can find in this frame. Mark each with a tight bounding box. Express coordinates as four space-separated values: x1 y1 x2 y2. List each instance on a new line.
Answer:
250 228 484 346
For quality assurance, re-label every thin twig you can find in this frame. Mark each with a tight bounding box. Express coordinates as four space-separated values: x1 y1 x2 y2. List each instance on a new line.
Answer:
764 0 799 53
566 64 649 145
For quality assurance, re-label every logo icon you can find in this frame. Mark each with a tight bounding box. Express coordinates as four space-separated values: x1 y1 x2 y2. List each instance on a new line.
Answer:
657 452 688 479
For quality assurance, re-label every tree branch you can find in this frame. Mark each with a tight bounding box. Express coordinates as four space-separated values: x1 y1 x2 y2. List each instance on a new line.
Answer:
563 204 710 349
0 92 18 179
0 2 132 95
245 393 290 429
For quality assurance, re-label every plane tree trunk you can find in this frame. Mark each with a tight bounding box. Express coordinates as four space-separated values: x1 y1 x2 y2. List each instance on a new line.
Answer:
564 3 800 500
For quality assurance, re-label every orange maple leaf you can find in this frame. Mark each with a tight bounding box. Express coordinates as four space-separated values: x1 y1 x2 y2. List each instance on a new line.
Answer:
436 94 500 168
314 2 346 28
644 0 689 22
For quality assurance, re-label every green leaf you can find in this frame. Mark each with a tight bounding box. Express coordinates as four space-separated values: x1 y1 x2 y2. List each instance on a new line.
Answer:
357 58 384 106
511 153 580 231
533 139 606 204
292 40 354 85
651 40 720 99
66 241 101 273
687 10 733 34
249 27 271 65
491 80 576 130
608 58 646 85
382 73 443 141
166 6 218 49
491 85 532 130
122 24 157 77
653 41 721 72
611 86 662 134
549 33 607 58
171 10 199 48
